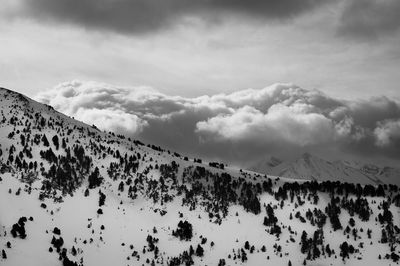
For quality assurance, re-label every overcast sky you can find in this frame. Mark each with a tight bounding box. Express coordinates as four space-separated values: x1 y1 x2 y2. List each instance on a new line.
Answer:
1 0 400 166
1 0 400 99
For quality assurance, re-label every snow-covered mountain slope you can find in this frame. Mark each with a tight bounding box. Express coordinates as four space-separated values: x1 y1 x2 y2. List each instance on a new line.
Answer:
249 156 283 176
251 153 400 186
342 160 400 186
1 87 400 266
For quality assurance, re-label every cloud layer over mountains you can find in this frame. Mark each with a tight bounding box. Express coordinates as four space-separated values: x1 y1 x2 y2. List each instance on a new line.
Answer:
36 81 400 165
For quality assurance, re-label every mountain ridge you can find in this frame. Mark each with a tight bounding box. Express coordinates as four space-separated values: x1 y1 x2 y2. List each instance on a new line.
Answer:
250 152 400 186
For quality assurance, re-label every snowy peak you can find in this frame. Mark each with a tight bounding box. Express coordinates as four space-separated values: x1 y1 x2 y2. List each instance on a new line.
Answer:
273 153 341 182
296 152 326 169
250 156 282 174
267 156 283 168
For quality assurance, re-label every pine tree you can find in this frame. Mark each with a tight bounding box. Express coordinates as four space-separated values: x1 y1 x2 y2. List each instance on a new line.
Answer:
42 134 49 147
340 241 349 261
1 249 6 259
52 135 59 150
196 244 204 257
244 241 250 250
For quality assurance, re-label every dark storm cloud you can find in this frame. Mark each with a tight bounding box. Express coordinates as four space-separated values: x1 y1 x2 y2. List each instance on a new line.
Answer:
9 0 325 34
338 0 400 39
35 81 400 166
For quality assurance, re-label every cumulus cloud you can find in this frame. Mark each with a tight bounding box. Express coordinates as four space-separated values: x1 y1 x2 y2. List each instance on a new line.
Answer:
196 104 334 146
36 80 149 134
374 119 400 146
35 80 400 165
5 0 326 34
75 108 146 135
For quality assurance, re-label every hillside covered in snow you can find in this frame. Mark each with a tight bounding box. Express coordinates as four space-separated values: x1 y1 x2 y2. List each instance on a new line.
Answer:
1 87 400 266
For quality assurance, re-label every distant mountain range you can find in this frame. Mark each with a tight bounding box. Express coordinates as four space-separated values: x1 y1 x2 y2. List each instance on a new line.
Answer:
250 152 400 186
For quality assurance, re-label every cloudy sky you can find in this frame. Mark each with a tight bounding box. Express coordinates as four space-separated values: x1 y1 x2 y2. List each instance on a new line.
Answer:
1 0 400 166
35 81 400 168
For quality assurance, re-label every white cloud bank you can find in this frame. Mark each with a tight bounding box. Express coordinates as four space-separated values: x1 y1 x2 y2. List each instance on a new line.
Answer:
35 80 400 164
196 104 334 146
